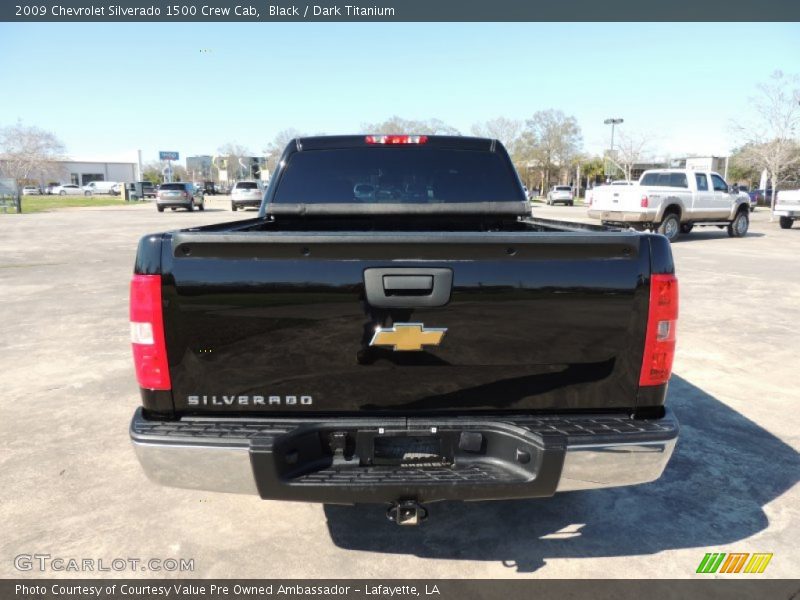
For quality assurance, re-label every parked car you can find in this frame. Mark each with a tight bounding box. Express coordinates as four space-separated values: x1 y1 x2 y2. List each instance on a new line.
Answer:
231 180 263 211
156 182 204 212
140 181 157 198
774 189 800 229
51 184 82 196
202 181 219 196
547 185 574 206
82 181 118 196
749 188 775 207
587 169 751 242
22 186 41 195
44 182 60 195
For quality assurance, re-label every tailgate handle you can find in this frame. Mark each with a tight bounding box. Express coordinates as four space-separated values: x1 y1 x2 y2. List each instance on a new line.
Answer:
383 275 433 295
364 268 452 308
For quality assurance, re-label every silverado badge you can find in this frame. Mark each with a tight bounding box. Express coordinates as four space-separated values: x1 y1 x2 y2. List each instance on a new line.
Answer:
369 323 447 352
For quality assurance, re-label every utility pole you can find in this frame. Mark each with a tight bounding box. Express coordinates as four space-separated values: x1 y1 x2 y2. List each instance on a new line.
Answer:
604 118 624 182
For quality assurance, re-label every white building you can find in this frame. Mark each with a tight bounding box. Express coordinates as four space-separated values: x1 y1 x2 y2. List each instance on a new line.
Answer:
55 153 139 186
1 151 140 187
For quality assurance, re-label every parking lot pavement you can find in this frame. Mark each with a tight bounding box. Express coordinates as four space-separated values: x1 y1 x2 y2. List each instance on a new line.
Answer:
1 200 798 578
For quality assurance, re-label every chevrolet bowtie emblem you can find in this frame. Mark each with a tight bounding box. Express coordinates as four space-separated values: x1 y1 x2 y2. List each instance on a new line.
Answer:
369 323 447 352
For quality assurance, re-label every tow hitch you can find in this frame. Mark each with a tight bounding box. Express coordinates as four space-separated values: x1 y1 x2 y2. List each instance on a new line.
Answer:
387 500 428 526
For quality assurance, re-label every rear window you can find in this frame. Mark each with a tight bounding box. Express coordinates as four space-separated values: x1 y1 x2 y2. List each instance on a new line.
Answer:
160 183 186 191
235 182 259 190
273 147 523 204
640 172 689 188
555 186 571 191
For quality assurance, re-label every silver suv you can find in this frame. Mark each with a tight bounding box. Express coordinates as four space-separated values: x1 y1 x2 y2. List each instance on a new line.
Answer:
156 182 205 212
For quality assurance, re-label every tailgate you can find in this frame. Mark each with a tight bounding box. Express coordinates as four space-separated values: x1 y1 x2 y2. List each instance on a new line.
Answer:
591 186 643 212
160 231 652 415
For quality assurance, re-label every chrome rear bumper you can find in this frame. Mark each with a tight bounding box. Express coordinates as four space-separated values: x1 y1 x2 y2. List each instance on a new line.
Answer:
131 408 678 501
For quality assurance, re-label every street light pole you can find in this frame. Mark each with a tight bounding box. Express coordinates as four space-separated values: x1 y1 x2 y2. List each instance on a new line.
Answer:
603 118 624 181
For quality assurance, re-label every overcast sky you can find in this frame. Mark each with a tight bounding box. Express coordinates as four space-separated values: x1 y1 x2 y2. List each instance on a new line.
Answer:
1 22 798 164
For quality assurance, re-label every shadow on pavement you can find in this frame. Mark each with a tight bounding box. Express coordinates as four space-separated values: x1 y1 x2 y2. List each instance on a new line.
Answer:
672 231 765 242
322 375 798 573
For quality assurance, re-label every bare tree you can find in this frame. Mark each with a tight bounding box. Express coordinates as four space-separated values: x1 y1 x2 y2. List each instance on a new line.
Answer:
262 128 305 176
360 116 461 136
732 70 800 209
0 121 65 189
610 131 653 181
471 117 523 157
216 142 252 181
522 110 582 191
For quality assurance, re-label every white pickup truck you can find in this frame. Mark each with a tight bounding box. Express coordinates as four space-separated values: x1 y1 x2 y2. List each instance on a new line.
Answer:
587 169 751 242
774 189 800 229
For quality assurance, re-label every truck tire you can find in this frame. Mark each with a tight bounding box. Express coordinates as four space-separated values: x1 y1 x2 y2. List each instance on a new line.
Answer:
727 210 749 237
231 203 238 211
680 223 694 234
658 213 680 242
157 206 164 213
779 216 794 229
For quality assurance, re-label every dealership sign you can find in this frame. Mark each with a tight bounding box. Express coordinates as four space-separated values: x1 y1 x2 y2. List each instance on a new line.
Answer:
159 151 179 161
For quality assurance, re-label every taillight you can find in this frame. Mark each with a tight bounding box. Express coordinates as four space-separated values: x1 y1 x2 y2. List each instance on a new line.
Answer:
130 274 171 390
641 195 649 208
365 135 428 145
639 274 678 386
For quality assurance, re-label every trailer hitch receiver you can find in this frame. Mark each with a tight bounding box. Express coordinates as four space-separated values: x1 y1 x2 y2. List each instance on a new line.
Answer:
387 500 428 526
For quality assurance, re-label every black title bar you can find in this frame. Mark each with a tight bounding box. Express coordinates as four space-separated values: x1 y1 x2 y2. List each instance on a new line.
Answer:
5 579 800 600
3 0 800 22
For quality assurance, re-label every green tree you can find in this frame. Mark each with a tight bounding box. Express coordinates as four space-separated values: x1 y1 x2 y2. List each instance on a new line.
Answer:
732 70 800 207
521 110 583 191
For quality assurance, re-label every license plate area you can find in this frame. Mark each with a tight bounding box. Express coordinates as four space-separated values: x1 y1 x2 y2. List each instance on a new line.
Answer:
372 434 451 467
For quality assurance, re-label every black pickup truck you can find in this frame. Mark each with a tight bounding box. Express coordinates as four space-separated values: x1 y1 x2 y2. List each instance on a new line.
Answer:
129 135 679 524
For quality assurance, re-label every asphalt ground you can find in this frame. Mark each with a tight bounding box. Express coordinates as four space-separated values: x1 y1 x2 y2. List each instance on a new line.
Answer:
1 197 798 578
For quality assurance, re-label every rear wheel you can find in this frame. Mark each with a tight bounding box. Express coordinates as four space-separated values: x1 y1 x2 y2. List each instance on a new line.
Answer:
680 223 694 234
727 210 749 237
231 203 238 211
568 201 574 207
84 191 91 197
188 199 195 212
779 216 794 229
658 213 681 242
157 206 164 213
59 191 66 196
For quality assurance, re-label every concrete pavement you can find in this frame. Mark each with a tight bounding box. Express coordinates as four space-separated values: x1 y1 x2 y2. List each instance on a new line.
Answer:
1 198 797 578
